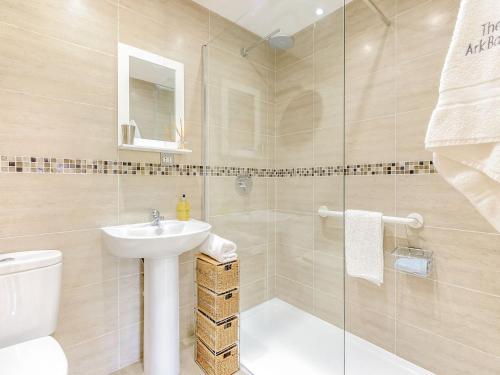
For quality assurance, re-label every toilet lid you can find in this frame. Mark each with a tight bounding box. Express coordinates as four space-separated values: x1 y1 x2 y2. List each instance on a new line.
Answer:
0 336 67 375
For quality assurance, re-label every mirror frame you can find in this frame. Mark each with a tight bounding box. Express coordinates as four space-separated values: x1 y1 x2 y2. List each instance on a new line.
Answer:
118 43 186 152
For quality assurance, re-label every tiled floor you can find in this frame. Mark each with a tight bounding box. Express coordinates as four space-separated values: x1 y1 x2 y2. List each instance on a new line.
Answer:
111 342 249 375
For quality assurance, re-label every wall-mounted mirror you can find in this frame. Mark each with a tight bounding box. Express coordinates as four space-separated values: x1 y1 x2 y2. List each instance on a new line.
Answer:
118 43 190 154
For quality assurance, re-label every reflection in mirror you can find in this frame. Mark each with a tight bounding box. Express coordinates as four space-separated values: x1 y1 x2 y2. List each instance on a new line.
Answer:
129 57 176 142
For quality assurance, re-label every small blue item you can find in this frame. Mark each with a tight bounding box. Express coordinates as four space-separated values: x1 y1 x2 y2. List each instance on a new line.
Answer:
392 247 432 278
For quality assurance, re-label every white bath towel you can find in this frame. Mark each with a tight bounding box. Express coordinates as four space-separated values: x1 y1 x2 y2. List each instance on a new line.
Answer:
425 0 500 232
345 210 384 286
200 233 237 263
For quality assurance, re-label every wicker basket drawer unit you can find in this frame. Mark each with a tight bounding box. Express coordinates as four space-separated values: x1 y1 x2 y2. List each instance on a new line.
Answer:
197 285 239 322
196 310 239 352
196 254 239 294
196 339 239 375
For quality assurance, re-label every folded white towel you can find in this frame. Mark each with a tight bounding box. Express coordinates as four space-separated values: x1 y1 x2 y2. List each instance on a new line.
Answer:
345 210 384 286
425 0 500 232
200 233 237 263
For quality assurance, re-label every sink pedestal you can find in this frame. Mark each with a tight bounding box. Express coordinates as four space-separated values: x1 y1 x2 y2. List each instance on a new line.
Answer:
143 256 179 375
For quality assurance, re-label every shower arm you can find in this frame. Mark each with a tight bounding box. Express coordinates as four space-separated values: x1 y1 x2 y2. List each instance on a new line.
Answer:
241 29 281 57
362 0 391 26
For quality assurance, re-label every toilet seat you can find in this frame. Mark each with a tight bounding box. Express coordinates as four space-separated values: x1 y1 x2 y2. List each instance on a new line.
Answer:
0 336 68 375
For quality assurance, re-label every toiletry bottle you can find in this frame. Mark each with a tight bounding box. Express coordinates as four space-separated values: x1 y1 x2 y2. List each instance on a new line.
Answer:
176 194 190 221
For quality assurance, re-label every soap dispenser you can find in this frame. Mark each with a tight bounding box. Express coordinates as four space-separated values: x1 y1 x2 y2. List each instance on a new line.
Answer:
176 193 190 221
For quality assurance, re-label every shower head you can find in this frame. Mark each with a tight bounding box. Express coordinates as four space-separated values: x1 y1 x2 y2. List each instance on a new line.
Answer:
241 29 295 57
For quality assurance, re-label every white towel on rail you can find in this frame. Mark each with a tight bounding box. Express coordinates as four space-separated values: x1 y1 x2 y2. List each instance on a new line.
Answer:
425 0 500 232
345 210 384 286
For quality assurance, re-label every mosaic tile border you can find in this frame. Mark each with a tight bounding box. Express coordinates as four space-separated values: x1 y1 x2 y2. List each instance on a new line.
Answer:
0 156 437 176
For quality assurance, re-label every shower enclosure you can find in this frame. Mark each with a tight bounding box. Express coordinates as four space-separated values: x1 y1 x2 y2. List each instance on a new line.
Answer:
200 0 475 374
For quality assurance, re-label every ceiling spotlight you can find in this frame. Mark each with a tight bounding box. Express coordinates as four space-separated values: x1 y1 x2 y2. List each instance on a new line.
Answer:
316 8 324 16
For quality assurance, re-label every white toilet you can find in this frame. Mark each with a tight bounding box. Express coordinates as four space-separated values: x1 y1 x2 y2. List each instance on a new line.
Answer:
0 250 68 375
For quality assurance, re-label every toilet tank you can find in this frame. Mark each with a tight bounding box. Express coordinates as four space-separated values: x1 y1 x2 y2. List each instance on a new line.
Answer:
0 250 62 349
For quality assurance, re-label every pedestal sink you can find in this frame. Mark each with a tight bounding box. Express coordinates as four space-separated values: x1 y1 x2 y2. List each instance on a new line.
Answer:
101 219 211 375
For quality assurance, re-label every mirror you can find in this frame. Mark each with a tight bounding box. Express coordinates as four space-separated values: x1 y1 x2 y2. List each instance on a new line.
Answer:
118 43 187 153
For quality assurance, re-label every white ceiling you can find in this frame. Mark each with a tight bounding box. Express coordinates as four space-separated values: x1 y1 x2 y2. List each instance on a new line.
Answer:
193 0 347 38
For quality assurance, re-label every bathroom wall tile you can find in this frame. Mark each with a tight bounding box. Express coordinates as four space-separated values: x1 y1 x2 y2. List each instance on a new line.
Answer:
0 229 118 290
346 175 396 215
276 56 313 104
56 280 119 348
314 290 344 329
119 259 143 278
209 126 271 169
396 174 497 233
120 0 208 44
345 0 396 38
346 270 396 318
119 7 203 82
185 78 203 125
346 115 395 164
276 131 314 168
240 278 268 312
209 210 271 250
314 216 344 257
239 244 267 286
118 175 178 224
0 90 117 160
347 66 396 123
346 24 395 79
276 211 314 250
396 0 459 62
208 46 274 103
276 92 314 136
66 331 120 375
179 304 195 339
179 261 195 307
315 8 344 52
209 12 273 69
395 107 433 160
0 174 118 238
275 275 314 314
396 51 446 113
0 0 118 55
397 227 500 296
396 0 431 15
119 322 143 369
315 126 344 167
276 244 313 287
276 25 314 71
176 121 203 166
208 176 267 216
276 177 314 213
346 305 395 353
396 322 500 375
396 273 500 357
0 23 116 108
314 252 344 299
119 274 144 328
314 176 344 211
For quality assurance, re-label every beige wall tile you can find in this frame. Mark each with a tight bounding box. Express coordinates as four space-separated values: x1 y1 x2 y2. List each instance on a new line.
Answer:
346 115 395 164
396 0 431 15
66 331 120 375
0 0 118 54
0 23 116 108
0 230 118 290
239 244 267 286
346 0 396 38
314 290 344 328
240 278 268 311
396 322 500 375
396 51 446 113
276 25 314 71
276 131 314 168
396 0 459 62
55 280 119 348
276 177 314 213
275 275 314 313
276 244 313 287
395 107 433 160
396 174 497 233
396 273 500 357
0 174 118 238
276 211 314 250
179 261 195 307
346 175 396 215
276 56 313 104
179 304 195 339
119 322 143 368
119 274 144 328
315 8 344 51
0 89 117 160
276 92 314 136
314 252 344 299
314 216 344 257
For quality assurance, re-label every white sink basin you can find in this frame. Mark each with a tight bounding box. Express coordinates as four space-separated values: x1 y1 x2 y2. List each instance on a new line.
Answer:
101 219 211 259
101 218 211 375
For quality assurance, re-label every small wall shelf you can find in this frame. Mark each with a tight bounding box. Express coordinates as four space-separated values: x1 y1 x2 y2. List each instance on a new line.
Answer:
119 144 192 154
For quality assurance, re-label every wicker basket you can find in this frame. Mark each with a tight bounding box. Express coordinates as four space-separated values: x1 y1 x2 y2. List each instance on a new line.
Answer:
196 339 239 375
196 254 239 294
197 285 239 322
196 310 239 352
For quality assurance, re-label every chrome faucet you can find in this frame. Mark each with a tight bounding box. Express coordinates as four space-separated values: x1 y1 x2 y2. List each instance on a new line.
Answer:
151 209 164 226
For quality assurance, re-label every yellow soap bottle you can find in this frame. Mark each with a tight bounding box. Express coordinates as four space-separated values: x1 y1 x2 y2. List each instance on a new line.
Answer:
176 193 190 221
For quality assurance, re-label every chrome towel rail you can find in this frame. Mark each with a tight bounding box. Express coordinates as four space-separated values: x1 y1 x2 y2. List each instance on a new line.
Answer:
318 206 424 229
